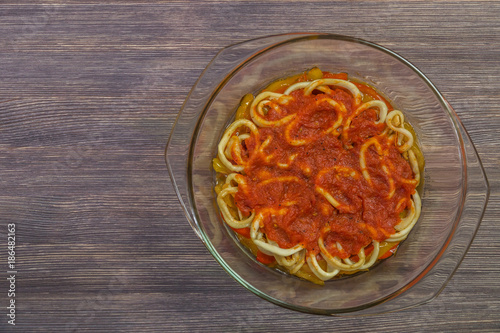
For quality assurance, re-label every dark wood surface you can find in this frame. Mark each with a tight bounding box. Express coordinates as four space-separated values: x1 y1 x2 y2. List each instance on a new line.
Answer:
1 1 499 331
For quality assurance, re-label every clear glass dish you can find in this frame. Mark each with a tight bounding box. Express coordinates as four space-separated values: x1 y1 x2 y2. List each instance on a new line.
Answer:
166 33 489 315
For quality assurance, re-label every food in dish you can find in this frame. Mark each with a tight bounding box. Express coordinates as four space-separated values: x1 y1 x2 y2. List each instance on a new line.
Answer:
213 68 423 284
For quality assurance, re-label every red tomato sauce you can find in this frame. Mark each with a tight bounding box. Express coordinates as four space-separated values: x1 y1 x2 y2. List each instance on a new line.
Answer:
234 81 415 260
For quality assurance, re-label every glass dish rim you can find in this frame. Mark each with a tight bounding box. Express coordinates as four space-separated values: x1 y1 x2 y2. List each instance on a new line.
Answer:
166 32 490 315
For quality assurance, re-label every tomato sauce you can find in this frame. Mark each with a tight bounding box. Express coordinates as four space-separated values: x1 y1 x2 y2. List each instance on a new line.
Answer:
234 82 416 260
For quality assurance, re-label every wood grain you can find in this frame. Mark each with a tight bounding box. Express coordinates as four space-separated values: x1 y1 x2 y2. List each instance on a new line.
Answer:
0 1 499 331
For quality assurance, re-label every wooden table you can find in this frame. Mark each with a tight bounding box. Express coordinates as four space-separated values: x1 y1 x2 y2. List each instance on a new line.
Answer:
1 1 498 331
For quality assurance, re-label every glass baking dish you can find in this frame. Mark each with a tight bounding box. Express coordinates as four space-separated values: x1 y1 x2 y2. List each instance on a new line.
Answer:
166 33 489 315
